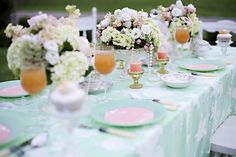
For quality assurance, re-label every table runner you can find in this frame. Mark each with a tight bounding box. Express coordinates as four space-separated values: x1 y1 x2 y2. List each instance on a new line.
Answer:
0 46 236 157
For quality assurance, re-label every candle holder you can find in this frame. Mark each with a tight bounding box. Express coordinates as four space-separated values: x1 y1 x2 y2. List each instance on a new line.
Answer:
128 70 144 89
216 40 233 56
157 58 169 75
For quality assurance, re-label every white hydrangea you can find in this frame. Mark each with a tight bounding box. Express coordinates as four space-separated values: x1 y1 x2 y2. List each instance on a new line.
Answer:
78 37 91 56
65 5 81 18
7 38 24 75
141 25 152 35
45 51 60 65
51 51 88 82
189 14 201 37
56 25 81 50
100 26 119 43
4 23 26 39
43 40 58 52
112 33 133 49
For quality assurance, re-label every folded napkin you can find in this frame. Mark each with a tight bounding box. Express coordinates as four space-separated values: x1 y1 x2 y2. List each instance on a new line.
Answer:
129 87 174 100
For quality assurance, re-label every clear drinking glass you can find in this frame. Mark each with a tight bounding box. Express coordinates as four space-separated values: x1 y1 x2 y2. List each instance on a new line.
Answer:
94 46 116 102
175 26 190 53
18 64 47 107
20 64 47 95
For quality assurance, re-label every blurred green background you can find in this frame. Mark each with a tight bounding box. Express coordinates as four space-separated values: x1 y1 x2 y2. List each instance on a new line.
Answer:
15 0 236 17
0 0 236 82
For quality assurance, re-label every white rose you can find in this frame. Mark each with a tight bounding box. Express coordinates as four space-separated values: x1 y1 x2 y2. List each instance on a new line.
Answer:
123 21 132 28
78 37 90 56
114 9 121 17
141 25 151 35
45 51 60 65
187 4 196 12
131 28 141 39
121 13 132 22
100 18 110 27
140 12 148 19
171 8 183 17
176 0 184 9
121 8 132 14
43 40 58 51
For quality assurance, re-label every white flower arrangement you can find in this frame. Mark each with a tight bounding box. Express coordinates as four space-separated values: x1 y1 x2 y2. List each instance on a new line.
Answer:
97 8 162 51
154 0 201 41
51 51 88 82
5 5 89 83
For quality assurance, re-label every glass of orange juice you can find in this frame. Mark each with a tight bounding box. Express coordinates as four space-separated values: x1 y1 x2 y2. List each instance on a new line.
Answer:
20 64 47 96
175 26 190 52
94 46 115 101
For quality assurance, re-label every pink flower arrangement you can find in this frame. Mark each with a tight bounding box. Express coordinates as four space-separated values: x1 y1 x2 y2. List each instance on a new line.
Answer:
152 0 201 40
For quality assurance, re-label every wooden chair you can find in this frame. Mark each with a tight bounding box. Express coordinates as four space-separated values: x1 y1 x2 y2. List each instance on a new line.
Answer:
211 115 236 157
77 7 97 43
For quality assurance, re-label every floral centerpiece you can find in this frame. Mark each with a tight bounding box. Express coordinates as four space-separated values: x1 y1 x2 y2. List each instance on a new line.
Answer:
96 7 162 52
154 0 201 41
5 5 90 83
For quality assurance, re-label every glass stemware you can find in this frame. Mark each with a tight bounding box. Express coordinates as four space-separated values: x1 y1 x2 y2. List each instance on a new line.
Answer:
94 46 116 102
175 26 190 56
18 64 47 107
20 64 47 95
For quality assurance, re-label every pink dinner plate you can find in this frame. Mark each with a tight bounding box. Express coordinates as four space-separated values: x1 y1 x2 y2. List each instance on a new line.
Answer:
104 107 154 125
91 99 167 127
0 80 28 98
186 64 218 71
0 124 11 143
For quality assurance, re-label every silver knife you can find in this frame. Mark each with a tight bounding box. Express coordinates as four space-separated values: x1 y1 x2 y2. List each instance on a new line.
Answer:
79 124 136 139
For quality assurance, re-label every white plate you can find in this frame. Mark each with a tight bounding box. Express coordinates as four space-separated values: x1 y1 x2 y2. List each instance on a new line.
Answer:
161 73 195 88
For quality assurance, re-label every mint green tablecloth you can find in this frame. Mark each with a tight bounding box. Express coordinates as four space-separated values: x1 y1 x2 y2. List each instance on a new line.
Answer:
1 46 236 157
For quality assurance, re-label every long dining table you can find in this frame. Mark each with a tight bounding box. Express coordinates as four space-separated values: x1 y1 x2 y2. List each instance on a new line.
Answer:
0 46 236 157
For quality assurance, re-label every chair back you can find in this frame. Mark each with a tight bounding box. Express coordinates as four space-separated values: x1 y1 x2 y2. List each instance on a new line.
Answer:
200 20 236 38
77 7 97 43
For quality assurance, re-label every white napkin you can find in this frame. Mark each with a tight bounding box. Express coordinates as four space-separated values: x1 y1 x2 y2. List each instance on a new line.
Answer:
129 87 174 100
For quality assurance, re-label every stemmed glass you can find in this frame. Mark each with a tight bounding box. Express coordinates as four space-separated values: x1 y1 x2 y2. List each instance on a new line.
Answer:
20 64 47 95
19 64 47 108
175 26 190 57
94 46 116 102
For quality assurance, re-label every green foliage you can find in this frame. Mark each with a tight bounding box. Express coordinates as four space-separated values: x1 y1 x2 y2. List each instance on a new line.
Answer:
0 29 11 47
61 41 73 52
18 16 30 27
0 48 15 82
84 65 94 77
15 0 236 18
